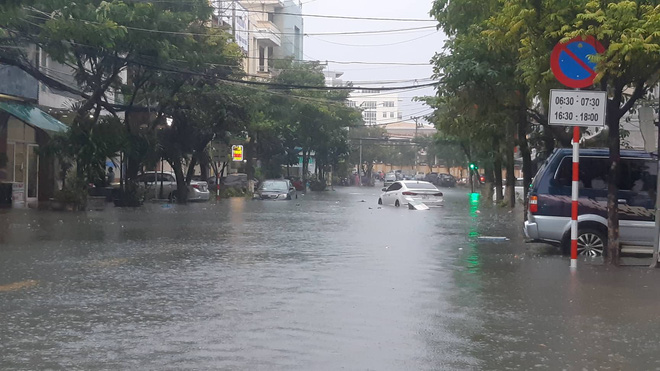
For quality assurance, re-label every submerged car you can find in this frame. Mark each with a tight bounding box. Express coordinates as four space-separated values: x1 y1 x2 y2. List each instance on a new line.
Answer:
378 180 444 207
436 173 457 187
255 179 296 200
383 173 397 188
135 171 210 201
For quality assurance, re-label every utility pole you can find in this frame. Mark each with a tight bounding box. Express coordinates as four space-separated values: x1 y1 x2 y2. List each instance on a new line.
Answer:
358 139 362 186
651 93 660 267
413 116 420 173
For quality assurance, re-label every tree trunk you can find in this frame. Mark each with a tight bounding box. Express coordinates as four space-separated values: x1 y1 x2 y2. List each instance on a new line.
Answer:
518 105 533 219
505 136 516 208
302 148 309 182
171 158 188 204
605 96 622 265
494 147 504 202
245 136 256 181
483 161 495 202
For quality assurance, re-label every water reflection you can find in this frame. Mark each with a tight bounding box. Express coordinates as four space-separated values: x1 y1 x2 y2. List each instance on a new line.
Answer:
1 188 660 370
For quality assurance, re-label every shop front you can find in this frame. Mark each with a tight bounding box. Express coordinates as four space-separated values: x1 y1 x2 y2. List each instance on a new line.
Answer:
0 100 68 207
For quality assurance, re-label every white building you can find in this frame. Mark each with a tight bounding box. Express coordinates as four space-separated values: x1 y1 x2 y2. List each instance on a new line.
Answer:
324 70 344 87
213 1 250 56
347 89 403 126
234 0 304 78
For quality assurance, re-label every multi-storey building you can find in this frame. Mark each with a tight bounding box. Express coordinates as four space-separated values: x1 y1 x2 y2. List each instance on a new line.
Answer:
214 0 303 78
0 45 128 206
347 89 403 126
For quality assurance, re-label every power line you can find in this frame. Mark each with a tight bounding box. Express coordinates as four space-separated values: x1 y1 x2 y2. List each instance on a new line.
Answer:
24 13 435 37
310 31 439 47
124 1 437 21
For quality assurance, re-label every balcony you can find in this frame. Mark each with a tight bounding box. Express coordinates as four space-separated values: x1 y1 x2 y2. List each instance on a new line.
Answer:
253 20 281 47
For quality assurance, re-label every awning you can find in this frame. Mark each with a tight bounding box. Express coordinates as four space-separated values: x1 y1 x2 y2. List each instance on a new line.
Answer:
0 100 69 133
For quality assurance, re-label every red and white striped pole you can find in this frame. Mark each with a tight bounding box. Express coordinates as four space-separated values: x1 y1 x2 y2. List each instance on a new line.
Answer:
570 126 580 268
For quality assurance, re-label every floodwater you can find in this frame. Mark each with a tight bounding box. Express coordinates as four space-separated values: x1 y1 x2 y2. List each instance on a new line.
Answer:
2 186 660 370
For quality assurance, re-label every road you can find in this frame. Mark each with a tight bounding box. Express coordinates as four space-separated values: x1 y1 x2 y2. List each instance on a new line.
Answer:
2 185 660 370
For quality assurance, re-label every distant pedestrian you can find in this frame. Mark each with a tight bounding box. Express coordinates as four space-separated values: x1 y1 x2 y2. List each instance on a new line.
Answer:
106 167 115 185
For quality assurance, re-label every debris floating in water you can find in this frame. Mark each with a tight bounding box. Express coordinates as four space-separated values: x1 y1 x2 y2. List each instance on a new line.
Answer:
477 236 509 242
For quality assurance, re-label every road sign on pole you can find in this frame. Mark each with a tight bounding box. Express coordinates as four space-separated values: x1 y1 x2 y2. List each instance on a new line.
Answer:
232 145 244 162
549 36 606 269
550 36 605 89
549 90 607 127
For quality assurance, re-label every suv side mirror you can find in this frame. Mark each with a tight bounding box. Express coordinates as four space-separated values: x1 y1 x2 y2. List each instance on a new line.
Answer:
382 187 387 192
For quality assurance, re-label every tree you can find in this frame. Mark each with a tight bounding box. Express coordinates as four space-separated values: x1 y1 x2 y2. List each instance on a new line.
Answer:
268 59 361 187
487 0 660 264
348 125 388 185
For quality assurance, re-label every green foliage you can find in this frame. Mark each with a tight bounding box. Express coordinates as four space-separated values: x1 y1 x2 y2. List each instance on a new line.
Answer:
220 187 249 198
53 175 87 210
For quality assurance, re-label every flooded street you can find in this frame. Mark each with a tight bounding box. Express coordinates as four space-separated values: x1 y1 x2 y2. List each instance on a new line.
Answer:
2 186 660 370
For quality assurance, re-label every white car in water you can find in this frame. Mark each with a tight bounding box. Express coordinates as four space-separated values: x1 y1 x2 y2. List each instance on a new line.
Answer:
136 171 210 201
378 180 444 207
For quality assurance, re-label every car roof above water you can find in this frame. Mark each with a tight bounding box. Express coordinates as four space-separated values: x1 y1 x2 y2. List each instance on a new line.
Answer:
552 148 652 159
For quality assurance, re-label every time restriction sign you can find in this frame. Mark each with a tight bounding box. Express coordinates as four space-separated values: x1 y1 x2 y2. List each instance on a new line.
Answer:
548 89 606 127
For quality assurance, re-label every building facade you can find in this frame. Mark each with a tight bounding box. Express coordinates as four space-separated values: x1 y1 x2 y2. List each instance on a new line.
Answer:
224 0 304 78
347 89 403 126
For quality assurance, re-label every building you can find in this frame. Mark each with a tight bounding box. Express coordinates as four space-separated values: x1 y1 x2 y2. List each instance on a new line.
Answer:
231 0 304 78
347 89 403 126
0 44 129 207
381 121 436 140
324 70 344 87
0 47 69 206
213 0 250 56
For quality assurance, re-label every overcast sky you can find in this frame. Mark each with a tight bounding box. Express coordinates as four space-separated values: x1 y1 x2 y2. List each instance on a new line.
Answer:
301 0 448 123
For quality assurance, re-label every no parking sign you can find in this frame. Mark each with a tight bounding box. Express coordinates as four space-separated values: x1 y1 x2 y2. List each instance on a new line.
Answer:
550 36 605 89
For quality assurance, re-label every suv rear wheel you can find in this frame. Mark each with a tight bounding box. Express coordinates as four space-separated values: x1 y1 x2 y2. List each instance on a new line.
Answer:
577 228 607 257
563 227 607 257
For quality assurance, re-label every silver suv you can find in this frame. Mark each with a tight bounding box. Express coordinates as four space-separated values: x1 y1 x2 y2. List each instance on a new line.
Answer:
524 149 656 256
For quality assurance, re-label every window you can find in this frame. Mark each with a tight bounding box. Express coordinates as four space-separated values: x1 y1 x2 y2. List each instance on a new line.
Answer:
347 101 356 107
387 183 402 192
294 26 301 58
364 111 377 122
397 112 403 119
620 159 656 192
138 173 156 183
361 89 380 94
156 173 175 183
383 112 387 118
5 143 14 182
554 157 657 192
363 101 377 109
258 47 266 72
555 157 609 189
390 112 395 118
267 12 274 22
383 101 395 107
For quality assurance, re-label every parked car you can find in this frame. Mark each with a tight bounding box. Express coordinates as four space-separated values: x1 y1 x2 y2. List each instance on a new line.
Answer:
254 179 296 200
424 172 439 184
436 173 457 187
378 180 444 207
383 173 397 188
135 171 210 201
493 178 526 201
524 148 656 256
415 171 426 180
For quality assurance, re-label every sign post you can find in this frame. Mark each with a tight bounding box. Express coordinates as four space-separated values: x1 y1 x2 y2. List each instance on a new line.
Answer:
549 36 606 269
232 145 244 162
